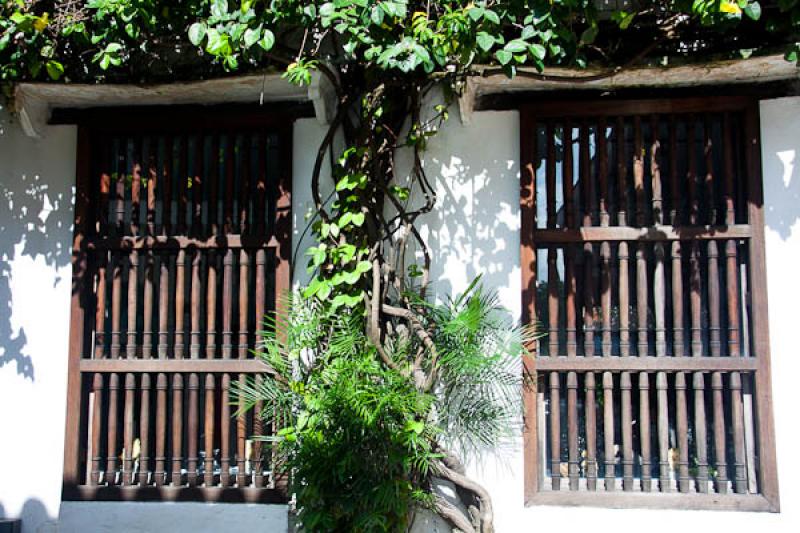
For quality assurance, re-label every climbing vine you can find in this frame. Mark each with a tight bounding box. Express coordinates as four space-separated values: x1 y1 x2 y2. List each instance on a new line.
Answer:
2 1 799 531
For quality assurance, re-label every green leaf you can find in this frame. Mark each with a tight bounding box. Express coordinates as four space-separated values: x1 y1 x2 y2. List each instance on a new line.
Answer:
495 49 512 65
580 25 599 44
45 60 64 80
505 39 527 53
476 32 494 52
371 5 384 25
483 9 500 25
744 1 762 20
351 212 365 227
529 43 546 61
189 22 206 46
259 29 275 51
243 27 260 49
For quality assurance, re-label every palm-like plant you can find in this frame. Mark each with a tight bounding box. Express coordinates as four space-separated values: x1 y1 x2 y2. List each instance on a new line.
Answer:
234 279 540 532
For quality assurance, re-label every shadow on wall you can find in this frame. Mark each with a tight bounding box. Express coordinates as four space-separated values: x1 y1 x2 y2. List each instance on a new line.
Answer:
763 144 800 240
0 499 58 533
0 109 74 381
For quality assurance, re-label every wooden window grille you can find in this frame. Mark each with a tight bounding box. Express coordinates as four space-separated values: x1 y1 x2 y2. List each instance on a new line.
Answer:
63 109 292 503
520 97 779 511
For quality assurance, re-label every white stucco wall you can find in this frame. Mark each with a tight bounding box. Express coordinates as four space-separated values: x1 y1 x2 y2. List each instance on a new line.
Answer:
2 97 799 532
0 107 76 533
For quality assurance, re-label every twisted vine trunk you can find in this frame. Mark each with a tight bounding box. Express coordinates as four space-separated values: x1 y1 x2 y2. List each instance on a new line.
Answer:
309 69 495 532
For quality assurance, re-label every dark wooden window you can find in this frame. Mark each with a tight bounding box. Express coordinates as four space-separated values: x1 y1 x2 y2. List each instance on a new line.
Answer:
63 109 292 503
521 97 779 511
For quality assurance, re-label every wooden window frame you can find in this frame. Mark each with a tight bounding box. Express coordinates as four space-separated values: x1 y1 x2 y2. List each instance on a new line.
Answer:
62 107 294 504
520 96 780 512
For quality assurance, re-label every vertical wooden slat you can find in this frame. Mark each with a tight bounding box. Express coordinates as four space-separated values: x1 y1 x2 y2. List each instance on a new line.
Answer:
549 372 561 491
676 373 690 493
89 374 104 485
585 372 598 491
147 138 157 236
237 249 251 487
160 136 172 236
621 372 633 491
633 116 644 226
693 372 709 493
636 244 648 357
171 374 184 486
224 134 235 234
154 373 167 486
139 373 151 486
126 251 138 358
190 250 202 359
237 397 248 487
193 135 204 235
122 373 135 485
94 253 108 359
619 242 630 357
158 252 170 358
546 122 556 229
204 374 216 486
712 372 728 494
130 140 142 238
639 372 652 492
656 372 670 492
521 115 539 502
600 243 611 357
548 247 559 356
598 118 609 226
174 250 186 359
206 252 218 359
603 372 615 491
106 373 120 485
220 373 231 487
142 251 154 359
223 249 234 359
567 372 579 491
672 242 685 358
669 116 680 225
209 135 220 236
110 253 122 359
616 117 628 227
187 373 199 486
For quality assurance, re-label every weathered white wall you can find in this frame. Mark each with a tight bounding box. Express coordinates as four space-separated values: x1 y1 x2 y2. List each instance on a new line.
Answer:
3 98 799 532
0 107 76 533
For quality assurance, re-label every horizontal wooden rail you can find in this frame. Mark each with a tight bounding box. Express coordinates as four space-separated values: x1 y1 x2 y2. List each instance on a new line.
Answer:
80 359 269 373
531 225 751 244
533 356 758 372
86 234 282 251
521 96 752 119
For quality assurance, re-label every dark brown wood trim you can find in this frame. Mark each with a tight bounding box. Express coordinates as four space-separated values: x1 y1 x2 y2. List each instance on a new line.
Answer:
744 101 781 511
62 126 92 490
520 101 539 504
531 225 751 244
86 234 282 251
520 96 752 119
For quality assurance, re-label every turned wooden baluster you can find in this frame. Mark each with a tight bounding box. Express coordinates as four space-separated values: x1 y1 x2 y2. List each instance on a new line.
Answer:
723 113 748 494
675 372 690 492
223 249 234 359
110 252 123 359
171 374 184 486
253 248 268 487
206 251 218 359
175 250 186 359
187 372 199 486
204 374 216 486
563 123 578 360
585 372 598 491
550 372 561 490
90 373 104 485
656 372 670 492
122 373 135 485
694 372 709 493
126 251 139 358
139 373 151 485
567 372 579 491
190 250 202 359
238 249 251 487
603 372 615 491
636 244 648 358
158 252 170 359
220 373 232 487
142 251 154 359
154 372 167 486
106 373 120 485
621 372 633 491
94 255 108 359
639 372 652 492
548 247 560 357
